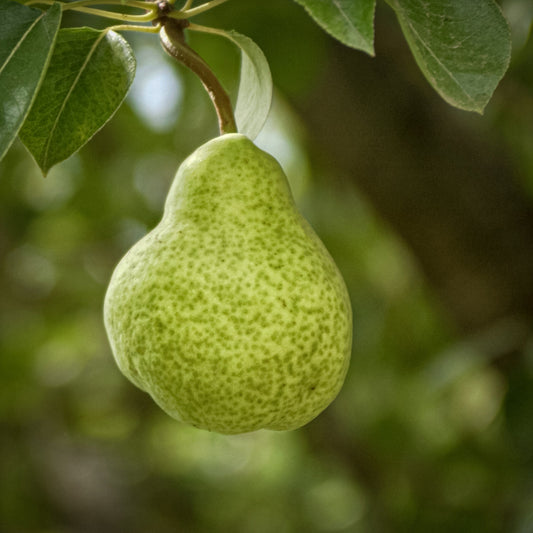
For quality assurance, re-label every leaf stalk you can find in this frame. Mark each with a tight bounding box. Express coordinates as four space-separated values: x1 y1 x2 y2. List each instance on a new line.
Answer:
159 18 237 135
169 0 232 20
25 0 158 22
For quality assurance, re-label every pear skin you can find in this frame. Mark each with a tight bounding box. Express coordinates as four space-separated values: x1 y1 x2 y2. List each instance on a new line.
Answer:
104 134 352 434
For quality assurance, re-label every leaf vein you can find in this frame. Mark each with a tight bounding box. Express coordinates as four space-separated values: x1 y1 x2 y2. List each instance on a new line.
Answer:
0 12 46 76
43 31 107 166
394 2 476 104
331 0 365 41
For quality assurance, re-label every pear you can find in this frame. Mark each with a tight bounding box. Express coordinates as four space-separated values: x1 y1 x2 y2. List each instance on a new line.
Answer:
104 133 352 434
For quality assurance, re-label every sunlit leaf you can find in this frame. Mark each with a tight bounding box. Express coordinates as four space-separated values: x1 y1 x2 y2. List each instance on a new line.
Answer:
19 28 136 175
214 30 272 140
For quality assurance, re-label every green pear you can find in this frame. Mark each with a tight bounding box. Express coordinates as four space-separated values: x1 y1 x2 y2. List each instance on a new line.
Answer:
104 133 352 434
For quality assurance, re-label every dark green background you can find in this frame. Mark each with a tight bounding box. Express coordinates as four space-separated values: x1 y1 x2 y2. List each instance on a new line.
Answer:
1 1 533 531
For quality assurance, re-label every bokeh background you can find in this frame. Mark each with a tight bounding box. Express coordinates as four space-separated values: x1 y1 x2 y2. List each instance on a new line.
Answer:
2 1 533 531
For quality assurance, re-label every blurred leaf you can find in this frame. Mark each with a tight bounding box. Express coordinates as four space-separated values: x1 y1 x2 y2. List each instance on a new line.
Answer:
214 29 272 140
388 0 511 113
0 1 61 161
504 364 533 461
293 0 375 55
19 28 136 175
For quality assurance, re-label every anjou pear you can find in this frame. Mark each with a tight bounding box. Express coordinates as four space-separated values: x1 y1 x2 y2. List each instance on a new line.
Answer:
104 134 352 434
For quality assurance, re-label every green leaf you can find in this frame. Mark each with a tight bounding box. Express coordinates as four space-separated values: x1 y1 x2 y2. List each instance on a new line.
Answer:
293 0 376 55
19 28 136 175
214 30 272 140
388 0 511 113
0 1 61 161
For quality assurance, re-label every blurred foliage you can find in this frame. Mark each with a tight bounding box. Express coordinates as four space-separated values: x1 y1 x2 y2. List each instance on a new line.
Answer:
2 1 533 532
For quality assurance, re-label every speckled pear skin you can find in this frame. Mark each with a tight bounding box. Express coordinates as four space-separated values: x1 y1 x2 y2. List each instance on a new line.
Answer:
104 134 352 434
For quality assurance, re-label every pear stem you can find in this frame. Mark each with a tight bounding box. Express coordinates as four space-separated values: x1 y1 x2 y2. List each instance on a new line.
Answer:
159 18 237 135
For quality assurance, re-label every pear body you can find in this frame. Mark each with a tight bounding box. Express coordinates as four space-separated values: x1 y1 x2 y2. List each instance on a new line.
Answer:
104 134 352 434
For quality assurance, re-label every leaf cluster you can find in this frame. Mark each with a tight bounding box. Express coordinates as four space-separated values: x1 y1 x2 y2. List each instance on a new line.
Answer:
0 0 513 175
